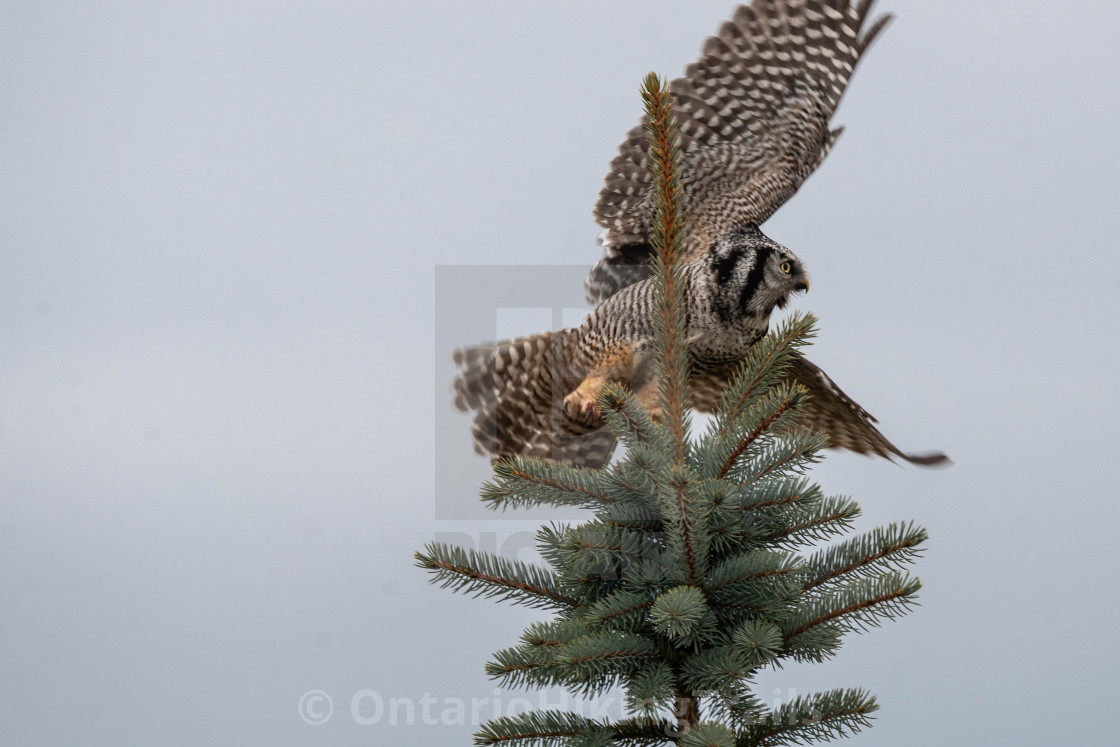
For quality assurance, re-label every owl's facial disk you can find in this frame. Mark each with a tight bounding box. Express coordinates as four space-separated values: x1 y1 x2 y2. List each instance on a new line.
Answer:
708 224 810 319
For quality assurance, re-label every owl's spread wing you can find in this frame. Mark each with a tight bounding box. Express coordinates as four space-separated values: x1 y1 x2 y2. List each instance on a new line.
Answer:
587 0 891 303
691 354 949 466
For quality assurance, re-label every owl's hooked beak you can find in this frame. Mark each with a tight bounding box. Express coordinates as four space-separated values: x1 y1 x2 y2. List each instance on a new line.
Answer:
797 278 810 293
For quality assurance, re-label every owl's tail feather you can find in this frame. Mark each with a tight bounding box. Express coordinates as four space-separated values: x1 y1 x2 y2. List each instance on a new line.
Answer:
452 332 619 469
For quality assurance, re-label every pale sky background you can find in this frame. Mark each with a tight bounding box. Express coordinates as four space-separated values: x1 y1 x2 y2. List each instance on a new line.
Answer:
3 1 1119 744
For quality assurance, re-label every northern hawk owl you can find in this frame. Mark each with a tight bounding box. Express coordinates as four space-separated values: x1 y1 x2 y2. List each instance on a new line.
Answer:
453 0 947 469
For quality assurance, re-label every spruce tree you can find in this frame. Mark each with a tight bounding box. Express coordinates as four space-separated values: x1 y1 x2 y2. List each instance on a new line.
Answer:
418 74 927 746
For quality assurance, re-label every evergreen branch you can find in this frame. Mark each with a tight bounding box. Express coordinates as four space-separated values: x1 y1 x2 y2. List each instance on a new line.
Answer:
559 577 625 606
680 722 737 747
630 444 665 475
415 543 579 610
679 645 752 693
559 522 651 586
623 444 669 498
711 479 826 557
642 71 685 273
622 554 684 596
658 466 709 585
489 630 661 695
706 600 769 614
730 620 785 670
720 402 791 480
609 715 676 744
569 524 649 557
548 632 662 694
713 313 817 438
486 646 562 690
670 477 700 584
582 590 655 632
475 711 607 747
705 551 799 594
732 477 821 513
730 430 828 485
649 585 710 641
703 681 767 730
699 479 760 555
483 456 613 511
520 620 591 649
781 573 922 644
535 523 570 572
762 496 861 547
715 385 806 480
707 510 754 557
608 470 651 500
624 664 677 717
739 689 878 746
604 458 660 507
803 523 928 592
705 555 799 620
560 632 659 668
601 383 660 451
641 72 689 466
777 623 843 665
597 500 662 533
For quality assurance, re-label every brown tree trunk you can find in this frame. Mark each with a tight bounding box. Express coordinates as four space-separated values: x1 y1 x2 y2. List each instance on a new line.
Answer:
672 686 700 740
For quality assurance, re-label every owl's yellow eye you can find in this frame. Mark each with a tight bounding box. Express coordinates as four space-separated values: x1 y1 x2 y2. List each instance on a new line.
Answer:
780 261 792 273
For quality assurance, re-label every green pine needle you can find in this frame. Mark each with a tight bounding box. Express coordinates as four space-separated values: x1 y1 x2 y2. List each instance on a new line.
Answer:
474 711 607 747
680 722 738 747
649 585 709 641
483 456 615 511
414 543 577 611
740 689 879 746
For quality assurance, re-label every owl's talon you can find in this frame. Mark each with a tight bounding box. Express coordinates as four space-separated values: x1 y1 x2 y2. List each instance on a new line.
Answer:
563 389 601 426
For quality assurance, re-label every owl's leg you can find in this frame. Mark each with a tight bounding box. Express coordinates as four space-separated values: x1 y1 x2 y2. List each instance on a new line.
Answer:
632 376 664 421
562 345 634 426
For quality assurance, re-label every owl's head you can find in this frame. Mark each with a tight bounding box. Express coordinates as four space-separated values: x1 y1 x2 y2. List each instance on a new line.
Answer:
706 224 810 321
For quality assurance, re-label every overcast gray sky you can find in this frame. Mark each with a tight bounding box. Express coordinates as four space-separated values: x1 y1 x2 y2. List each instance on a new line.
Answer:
3 1 1119 744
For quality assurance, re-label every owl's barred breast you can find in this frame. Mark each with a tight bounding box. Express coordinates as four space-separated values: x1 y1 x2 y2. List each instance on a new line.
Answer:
570 261 771 382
